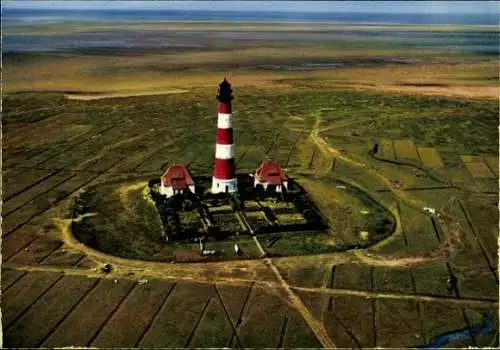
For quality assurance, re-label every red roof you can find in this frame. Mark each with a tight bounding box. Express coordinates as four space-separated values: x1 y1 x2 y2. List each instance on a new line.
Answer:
162 164 195 190
255 159 287 185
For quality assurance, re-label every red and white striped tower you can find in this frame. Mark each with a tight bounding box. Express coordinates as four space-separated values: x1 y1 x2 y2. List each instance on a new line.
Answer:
211 78 237 194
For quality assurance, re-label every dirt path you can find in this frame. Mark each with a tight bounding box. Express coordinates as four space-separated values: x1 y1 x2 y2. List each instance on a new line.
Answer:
292 286 498 308
5 262 496 310
263 257 337 348
237 204 336 348
309 114 464 267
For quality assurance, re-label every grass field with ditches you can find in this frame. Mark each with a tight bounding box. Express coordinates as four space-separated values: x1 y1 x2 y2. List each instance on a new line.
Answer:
2 21 499 348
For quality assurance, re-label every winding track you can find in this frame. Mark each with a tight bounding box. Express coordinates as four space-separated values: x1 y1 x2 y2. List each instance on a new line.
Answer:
4 112 497 348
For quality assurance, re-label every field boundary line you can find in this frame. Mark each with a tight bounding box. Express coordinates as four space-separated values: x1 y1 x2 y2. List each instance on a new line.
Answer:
187 127 234 170
156 131 209 172
4 274 65 330
135 282 177 347
414 143 424 166
371 267 377 347
403 186 455 191
23 125 116 168
1 271 28 294
3 173 77 217
184 298 212 348
291 286 498 307
276 314 289 349
228 281 254 348
2 234 40 261
36 242 66 265
308 147 317 170
37 278 101 347
3 126 102 167
70 255 88 268
3 168 64 202
408 261 426 344
213 284 243 348
3 165 159 176
4 124 147 213
4 147 49 165
457 200 499 284
235 134 257 167
482 157 498 178
398 202 410 251
283 131 304 168
264 257 337 348
392 140 398 161
264 132 281 158
326 297 362 348
430 216 442 243
3 155 128 239
87 282 138 347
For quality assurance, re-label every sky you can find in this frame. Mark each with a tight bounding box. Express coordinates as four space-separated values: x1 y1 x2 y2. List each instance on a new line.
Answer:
3 1 498 14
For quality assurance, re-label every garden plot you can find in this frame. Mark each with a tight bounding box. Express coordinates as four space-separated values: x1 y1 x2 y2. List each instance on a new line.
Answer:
333 263 373 291
40 247 86 267
189 298 234 348
378 139 396 161
236 133 275 171
2 172 103 237
215 283 253 324
372 266 414 294
138 282 215 348
2 272 64 329
237 287 290 348
460 155 495 178
411 263 454 297
330 295 375 347
417 146 444 169
212 212 245 233
5 275 98 348
277 264 327 288
461 196 498 267
374 299 423 348
179 211 203 233
2 168 56 201
482 155 498 176
399 202 440 253
244 211 270 232
2 224 42 261
285 134 314 170
3 171 76 216
91 279 175 347
41 278 136 347
7 235 62 265
1 269 27 291
275 213 308 225
393 139 421 164
282 313 322 348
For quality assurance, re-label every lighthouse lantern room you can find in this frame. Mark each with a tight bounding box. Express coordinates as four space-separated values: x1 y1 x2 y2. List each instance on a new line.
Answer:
211 78 238 194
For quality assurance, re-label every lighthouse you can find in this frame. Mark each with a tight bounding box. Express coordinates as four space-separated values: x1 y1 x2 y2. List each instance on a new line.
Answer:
212 78 237 194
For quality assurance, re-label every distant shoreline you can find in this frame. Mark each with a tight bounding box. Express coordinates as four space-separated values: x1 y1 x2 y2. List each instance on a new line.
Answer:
5 20 499 32
3 8 498 26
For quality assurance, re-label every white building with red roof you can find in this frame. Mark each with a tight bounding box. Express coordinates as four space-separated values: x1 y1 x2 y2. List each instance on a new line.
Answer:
254 159 288 193
160 163 196 197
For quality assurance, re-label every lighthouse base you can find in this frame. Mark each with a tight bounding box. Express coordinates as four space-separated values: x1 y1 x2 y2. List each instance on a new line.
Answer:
211 177 238 194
